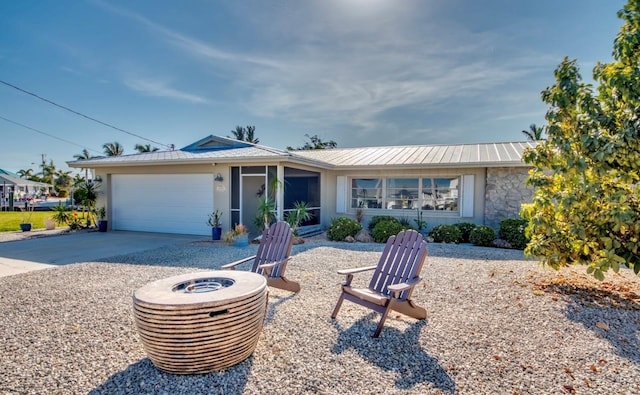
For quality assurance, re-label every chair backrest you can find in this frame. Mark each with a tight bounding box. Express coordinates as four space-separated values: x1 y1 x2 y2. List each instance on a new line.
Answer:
368 229 427 300
252 221 294 277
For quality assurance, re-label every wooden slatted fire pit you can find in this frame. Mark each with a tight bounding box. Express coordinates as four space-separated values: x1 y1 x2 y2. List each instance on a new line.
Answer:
133 270 268 374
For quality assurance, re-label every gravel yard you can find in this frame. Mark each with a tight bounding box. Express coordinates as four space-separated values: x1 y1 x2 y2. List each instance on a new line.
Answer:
1 235 639 394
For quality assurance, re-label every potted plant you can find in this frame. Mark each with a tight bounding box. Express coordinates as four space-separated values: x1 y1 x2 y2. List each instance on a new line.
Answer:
223 224 249 247
19 200 34 232
207 209 223 240
97 206 108 232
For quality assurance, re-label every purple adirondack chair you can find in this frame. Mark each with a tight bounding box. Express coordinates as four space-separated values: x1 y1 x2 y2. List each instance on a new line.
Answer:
331 229 428 337
222 221 300 293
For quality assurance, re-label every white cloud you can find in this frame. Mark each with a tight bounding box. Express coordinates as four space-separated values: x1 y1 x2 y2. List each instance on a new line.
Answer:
95 0 558 144
124 78 209 104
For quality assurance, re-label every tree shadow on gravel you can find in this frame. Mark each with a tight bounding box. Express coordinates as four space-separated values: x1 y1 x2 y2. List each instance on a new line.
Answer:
332 315 455 393
537 280 640 364
89 357 252 395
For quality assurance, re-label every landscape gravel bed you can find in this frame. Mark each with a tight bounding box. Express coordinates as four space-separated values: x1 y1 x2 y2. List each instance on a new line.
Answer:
1 238 639 394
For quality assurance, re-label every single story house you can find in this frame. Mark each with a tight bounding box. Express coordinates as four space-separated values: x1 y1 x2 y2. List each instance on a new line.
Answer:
0 169 52 209
67 135 535 236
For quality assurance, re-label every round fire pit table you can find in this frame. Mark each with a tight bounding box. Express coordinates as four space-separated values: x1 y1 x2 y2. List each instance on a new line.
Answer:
133 270 268 374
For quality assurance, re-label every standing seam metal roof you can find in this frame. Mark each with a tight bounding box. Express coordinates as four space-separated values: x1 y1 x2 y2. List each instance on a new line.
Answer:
67 137 536 169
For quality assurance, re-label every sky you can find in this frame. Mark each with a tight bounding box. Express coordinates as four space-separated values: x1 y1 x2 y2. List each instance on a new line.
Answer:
0 0 628 175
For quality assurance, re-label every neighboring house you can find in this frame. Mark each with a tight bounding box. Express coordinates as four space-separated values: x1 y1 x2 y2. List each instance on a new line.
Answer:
67 135 535 236
0 169 52 209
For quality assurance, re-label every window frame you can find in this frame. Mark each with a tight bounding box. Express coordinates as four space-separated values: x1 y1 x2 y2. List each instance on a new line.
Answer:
349 175 462 215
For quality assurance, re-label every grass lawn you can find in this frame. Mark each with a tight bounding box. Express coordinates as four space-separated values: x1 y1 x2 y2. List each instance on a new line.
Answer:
0 210 92 232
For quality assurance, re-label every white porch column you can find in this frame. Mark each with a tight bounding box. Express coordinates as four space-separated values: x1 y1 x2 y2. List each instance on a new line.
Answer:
277 165 284 220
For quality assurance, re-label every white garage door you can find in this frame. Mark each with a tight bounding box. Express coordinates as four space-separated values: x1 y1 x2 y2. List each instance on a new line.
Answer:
112 174 214 235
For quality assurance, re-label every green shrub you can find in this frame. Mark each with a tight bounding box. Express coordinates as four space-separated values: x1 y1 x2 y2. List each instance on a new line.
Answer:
428 224 462 244
454 222 477 243
367 215 399 232
371 220 405 243
499 218 529 250
469 226 496 247
327 217 362 241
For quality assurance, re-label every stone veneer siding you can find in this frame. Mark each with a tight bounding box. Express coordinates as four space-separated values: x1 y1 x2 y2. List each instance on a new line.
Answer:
484 167 533 230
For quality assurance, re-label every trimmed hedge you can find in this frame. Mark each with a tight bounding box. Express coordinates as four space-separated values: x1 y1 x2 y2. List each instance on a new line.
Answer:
367 215 400 232
454 222 477 243
469 225 496 247
372 220 405 243
327 217 362 241
428 224 462 244
499 218 529 250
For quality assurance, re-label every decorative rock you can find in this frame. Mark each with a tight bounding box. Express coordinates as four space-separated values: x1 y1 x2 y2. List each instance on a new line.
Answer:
492 238 512 249
344 235 355 243
355 229 373 243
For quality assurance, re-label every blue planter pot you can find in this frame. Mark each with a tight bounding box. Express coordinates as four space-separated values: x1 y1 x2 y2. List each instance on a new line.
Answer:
98 220 108 232
20 223 31 232
233 234 249 247
211 227 222 241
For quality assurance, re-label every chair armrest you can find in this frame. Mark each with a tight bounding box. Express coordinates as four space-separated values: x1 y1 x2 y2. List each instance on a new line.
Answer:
337 265 377 275
387 277 422 293
257 257 291 270
221 255 256 270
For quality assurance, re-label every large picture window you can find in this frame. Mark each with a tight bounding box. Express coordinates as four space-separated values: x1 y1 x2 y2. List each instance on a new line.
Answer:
350 176 460 212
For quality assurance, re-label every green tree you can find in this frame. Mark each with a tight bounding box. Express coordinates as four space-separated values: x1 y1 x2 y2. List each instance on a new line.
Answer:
103 142 124 156
134 143 159 153
522 0 640 280
73 149 92 161
54 170 72 197
73 149 93 181
244 125 259 144
229 125 246 141
39 160 55 185
16 168 34 179
287 134 338 150
228 125 259 143
521 123 545 141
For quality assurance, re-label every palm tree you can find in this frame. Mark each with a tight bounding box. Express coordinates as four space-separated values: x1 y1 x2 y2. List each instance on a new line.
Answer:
244 125 259 144
229 125 246 141
40 160 56 185
521 124 546 141
134 143 159 153
73 149 93 181
73 149 92 161
103 142 124 156
16 168 34 179
54 170 73 197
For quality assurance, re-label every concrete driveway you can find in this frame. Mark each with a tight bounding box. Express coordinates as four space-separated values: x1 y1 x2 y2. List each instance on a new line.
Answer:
0 231 204 277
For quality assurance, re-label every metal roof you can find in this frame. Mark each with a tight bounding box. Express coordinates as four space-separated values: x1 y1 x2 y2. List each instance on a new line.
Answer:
290 141 536 168
68 136 536 169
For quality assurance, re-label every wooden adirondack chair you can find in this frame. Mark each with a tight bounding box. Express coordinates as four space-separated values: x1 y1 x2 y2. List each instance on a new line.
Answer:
331 229 428 337
221 221 300 293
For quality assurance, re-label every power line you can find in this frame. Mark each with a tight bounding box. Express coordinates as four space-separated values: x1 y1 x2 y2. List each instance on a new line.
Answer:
0 79 173 150
0 115 103 156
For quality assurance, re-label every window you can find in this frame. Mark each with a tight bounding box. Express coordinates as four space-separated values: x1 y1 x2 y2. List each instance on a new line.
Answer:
386 178 418 209
351 178 383 209
350 176 460 213
421 177 459 211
